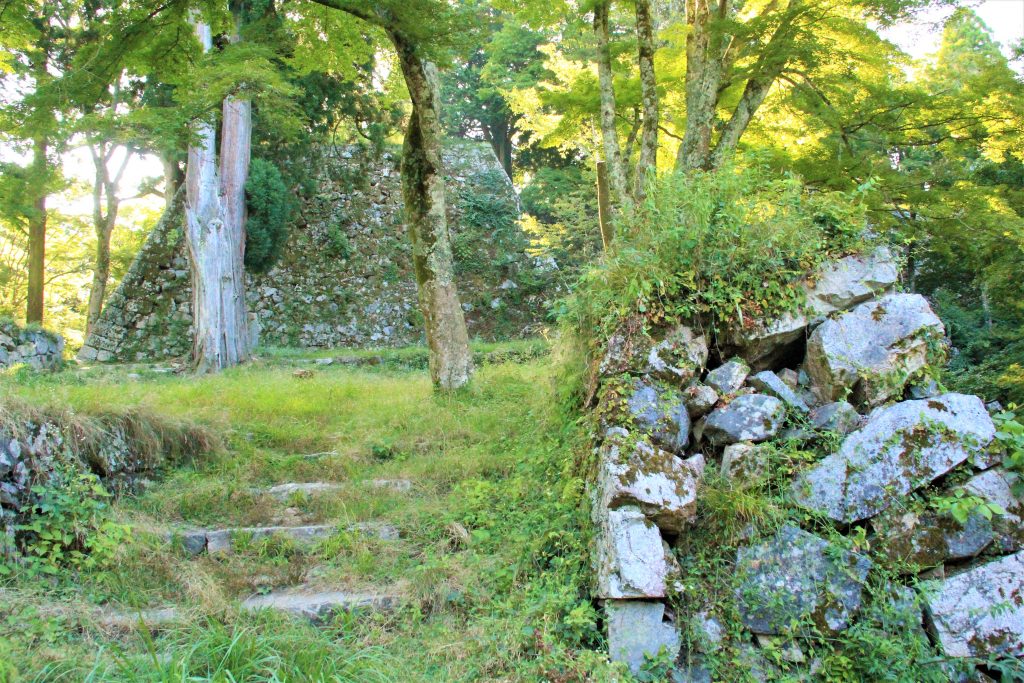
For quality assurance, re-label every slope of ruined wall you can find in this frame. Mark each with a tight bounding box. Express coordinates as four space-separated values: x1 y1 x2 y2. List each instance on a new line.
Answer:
80 140 548 362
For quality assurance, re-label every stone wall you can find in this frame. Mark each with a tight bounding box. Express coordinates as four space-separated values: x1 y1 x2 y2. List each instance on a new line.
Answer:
80 140 548 363
0 319 64 370
589 247 1024 680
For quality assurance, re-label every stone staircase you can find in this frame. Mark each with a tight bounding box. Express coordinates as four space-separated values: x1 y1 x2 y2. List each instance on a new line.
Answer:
102 478 410 633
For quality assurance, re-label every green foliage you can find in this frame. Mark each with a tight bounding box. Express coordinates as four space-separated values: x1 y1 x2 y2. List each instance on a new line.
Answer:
244 158 296 274
8 466 129 577
929 488 1005 524
556 165 867 408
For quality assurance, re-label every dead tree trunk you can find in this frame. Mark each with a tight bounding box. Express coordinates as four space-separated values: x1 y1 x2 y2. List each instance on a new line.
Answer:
593 0 629 209
634 0 659 199
183 18 252 372
390 31 473 390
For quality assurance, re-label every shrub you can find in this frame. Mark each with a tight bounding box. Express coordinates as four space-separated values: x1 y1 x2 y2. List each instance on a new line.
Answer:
555 165 868 409
9 466 130 576
245 158 297 274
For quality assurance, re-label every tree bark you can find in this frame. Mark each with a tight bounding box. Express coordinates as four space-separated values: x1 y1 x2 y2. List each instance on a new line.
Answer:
86 143 132 333
183 17 252 372
26 132 47 325
593 0 629 209
390 30 473 390
677 0 729 171
634 0 659 198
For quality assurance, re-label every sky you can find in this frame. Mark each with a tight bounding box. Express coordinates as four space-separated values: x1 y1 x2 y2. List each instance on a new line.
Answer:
881 0 1024 65
9 0 1024 217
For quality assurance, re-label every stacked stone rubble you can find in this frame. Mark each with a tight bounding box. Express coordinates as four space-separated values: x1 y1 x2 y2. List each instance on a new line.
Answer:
0 319 63 370
590 245 1024 678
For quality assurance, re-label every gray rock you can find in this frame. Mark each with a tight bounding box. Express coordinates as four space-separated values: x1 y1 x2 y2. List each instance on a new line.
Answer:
726 247 898 369
626 378 690 454
748 371 810 413
720 442 768 482
594 505 674 599
703 395 785 446
809 401 861 435
606 600 680 674
792 394 995 523
907 378 940 399
265 482 344 500
646 325 709 385
805 293 944 408
242 590 397 622
599 324 652 377
871 506 992 570
964 468 1024 551
926 551 1024 658
182 522 399 556
705 358 750 395
597 433 703 533
682 383 718 418
806 246 899 318
736 525 871 635
778 368 800 390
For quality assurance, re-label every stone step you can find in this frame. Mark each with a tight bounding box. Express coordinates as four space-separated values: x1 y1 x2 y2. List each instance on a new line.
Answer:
263 478 412 500
241 589 398 622
95 590 399 630
178 522 400 556
95 606 182 632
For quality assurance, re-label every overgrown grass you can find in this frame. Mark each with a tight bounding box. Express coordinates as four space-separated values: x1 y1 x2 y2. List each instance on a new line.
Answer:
0 343 619 681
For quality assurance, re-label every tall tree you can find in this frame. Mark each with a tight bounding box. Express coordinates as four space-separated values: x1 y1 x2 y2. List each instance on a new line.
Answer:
302 0 474 390
184 12 253 372
593 0 629 208
0 2 65 324
633 0 658 198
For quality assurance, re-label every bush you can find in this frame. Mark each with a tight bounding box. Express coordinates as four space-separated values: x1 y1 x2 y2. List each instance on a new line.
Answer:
555 165 868 409
245 158 297 274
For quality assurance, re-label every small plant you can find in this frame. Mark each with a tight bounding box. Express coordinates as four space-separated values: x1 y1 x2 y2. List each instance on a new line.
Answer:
994 406 1024 472
10 466 130 576
930 489 1005 524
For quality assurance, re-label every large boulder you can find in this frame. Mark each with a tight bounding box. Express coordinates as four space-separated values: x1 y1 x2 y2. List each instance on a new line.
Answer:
736 525 871 635
597 430 703 533
726 247 898 369
703 394 786 446
593 505 675 599
805 293 944 408
645 325 708 385
606 601 680 674
926 551 1024 658
625 378 690 453
791 394 995 524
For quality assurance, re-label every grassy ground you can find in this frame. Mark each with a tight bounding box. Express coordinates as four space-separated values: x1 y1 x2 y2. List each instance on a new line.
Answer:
0 341 619 682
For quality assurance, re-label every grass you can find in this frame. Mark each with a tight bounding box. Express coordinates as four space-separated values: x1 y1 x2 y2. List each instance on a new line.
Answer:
0 340 621 682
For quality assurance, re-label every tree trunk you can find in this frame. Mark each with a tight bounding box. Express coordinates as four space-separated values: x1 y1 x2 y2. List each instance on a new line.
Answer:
162 154 184 211
183 18 252 372
390 30 473 390
26 132 46 325
677 0 728 171
593 0 629 208
634 0 659 198
86 222 112 333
